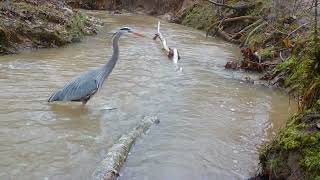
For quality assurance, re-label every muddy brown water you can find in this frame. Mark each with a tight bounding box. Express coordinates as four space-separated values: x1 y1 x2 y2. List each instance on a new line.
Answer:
0 12 295 180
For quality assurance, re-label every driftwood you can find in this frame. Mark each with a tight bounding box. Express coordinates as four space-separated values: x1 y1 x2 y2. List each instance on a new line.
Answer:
92 116 160 180
153 21 180 63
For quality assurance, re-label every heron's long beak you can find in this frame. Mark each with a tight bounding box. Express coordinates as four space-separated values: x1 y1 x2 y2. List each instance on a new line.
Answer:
132 32 145 37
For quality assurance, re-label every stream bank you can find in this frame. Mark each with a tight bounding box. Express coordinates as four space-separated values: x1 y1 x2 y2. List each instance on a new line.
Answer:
173 1 320 179
0 0 102 55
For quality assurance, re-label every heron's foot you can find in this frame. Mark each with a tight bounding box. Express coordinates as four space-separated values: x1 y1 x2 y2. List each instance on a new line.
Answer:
81 100 88 105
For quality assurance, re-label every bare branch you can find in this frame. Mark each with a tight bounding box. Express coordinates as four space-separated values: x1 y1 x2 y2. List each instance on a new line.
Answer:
285 22 309 39
206 16 260 35
153 21 181 62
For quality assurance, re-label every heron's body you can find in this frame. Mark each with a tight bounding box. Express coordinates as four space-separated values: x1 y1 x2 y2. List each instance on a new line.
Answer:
48 69 100 104
48 28 133 105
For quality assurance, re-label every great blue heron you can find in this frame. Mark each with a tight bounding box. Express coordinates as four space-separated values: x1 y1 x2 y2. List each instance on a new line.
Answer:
48 27 144 105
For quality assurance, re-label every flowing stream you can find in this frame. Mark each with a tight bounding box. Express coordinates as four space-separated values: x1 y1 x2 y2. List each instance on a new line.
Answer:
0 12 295 180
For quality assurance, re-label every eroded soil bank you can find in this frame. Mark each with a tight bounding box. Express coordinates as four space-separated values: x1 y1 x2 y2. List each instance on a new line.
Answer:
0 0 102 55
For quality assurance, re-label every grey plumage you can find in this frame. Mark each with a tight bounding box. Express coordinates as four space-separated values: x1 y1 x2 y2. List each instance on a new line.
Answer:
48 27 135 105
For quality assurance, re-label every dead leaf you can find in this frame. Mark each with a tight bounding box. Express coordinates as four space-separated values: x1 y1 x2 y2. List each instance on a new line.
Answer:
283 38 292 48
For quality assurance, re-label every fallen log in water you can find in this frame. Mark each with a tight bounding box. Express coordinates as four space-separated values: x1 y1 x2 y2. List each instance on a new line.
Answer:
92 116 160 180
153 21 180 63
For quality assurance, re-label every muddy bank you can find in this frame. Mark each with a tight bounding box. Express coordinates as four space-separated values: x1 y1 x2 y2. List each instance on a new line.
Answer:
0 0 102 55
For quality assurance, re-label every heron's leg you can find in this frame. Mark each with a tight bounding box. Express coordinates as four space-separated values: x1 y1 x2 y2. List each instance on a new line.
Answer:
81 95 91 105
82 100 88 105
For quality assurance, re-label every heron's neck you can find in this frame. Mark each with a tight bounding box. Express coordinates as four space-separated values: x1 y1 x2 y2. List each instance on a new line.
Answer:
109 33 120 64
101 32 121 79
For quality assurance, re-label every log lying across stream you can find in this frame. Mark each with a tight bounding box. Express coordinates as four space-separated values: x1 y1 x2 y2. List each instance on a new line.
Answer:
92 116 160 180
153 21 180 63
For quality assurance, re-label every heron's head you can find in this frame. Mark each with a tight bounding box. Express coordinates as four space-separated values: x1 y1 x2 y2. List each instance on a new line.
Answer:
116 27 145 37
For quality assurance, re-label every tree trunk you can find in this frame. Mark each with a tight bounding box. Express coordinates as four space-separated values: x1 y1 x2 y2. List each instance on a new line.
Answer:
92 116 159 180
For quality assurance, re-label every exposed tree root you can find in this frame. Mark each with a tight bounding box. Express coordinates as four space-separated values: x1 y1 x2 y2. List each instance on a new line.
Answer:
92 116 160 180
231 19 263 39
206 16 260 36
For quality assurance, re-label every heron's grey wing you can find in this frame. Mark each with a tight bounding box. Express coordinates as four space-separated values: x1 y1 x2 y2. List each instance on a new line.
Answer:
61 73 99 101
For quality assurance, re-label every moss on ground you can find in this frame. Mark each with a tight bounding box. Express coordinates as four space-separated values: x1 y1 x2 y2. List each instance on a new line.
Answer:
260 112 320 179
181 2 216 30
259 33 320 179
258 46 273 59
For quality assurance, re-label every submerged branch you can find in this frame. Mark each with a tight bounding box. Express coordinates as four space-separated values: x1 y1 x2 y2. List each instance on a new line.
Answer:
92 116 160 180
153 21 181 62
